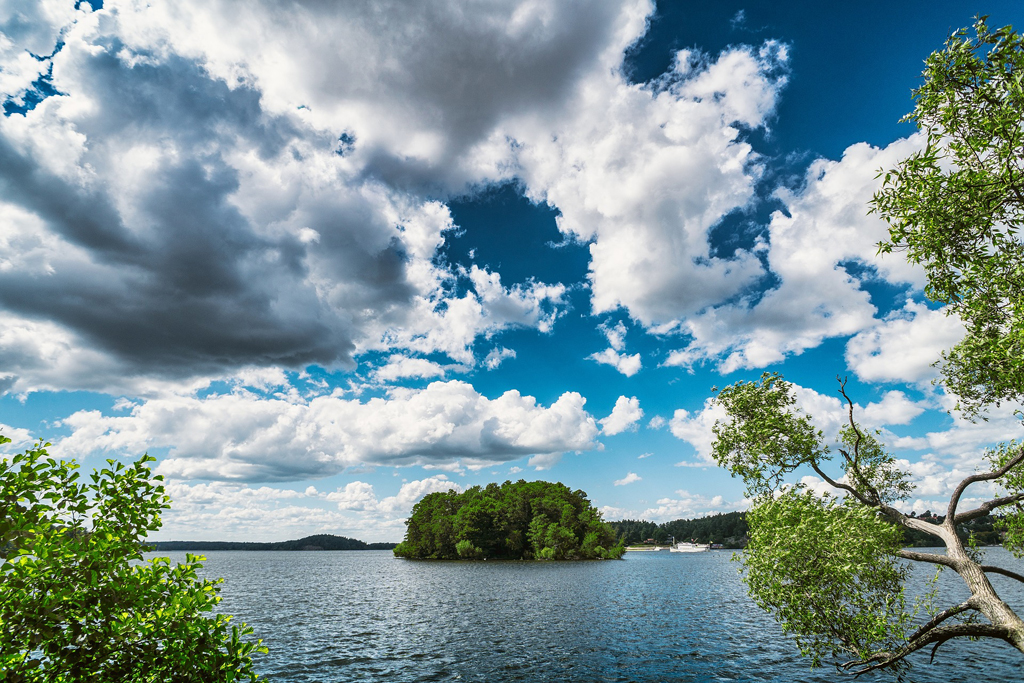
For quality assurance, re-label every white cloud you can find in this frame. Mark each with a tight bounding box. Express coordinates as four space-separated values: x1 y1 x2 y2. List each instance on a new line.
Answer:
483 346 516 370
373 355 446 383
55 380 600 481
528 452 562 471
0 423 35 450
646 416 666 430
326 476 461 513
664 136 929 373
846 300 965 385
639 489 746 523
589 347 642 377
670 399 727 464
637 452 652 459
600 395 644 435
860 390 925 427
515 41 788 326
614 472 641 486
670 382 931 465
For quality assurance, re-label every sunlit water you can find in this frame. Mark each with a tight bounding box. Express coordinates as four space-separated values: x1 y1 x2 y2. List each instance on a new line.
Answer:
143 548 1024 682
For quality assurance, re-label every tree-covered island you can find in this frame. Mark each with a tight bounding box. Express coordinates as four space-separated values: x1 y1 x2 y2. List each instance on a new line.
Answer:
393 480 625 560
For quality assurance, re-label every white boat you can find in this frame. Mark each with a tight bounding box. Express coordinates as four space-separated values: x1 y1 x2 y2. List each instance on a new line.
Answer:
669 541 710 553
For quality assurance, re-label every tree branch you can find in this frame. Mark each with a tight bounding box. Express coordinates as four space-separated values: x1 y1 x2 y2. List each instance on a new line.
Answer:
981 564 1024 584
836 379 884 505
810 462 874 506
907 599 978 643
896 549 959 568
947 444 1024 520
841 624 1014 676
954 491 1024 524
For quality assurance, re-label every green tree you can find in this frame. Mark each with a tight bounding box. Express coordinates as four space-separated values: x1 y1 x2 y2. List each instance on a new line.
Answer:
873 17 1024 417
0 436 266 682
395 480 624 560
710 19 1024 674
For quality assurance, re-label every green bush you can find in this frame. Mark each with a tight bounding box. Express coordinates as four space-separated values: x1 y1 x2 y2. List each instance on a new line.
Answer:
0 435 266 682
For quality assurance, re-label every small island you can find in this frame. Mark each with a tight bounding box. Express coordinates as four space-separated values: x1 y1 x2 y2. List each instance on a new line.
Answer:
394 480 625 560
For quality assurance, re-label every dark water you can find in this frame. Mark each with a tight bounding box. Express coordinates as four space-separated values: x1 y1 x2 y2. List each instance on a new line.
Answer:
144 549 1024 682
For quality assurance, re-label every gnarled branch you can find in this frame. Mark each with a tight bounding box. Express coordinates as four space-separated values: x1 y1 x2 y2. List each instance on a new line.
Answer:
947 445 1024 520
954 491 1024 524
896 549 959 569
841 623 1014 676
981 564 1024 584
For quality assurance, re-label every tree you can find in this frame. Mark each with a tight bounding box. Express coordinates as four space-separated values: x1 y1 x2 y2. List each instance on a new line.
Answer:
873 17 1024 418
0 436 266 682
393 480 624 560
711 18 1024 674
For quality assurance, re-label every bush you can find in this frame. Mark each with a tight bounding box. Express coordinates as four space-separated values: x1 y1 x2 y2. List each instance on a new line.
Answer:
0 436 266 682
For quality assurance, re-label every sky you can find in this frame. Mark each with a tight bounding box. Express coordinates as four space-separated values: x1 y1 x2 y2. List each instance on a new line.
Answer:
1 0 1023 542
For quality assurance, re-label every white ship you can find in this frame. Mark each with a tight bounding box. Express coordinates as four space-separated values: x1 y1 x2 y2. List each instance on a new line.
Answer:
669 541 710 553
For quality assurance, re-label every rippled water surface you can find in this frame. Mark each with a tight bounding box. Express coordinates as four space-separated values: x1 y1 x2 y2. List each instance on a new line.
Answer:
144 549 1024 682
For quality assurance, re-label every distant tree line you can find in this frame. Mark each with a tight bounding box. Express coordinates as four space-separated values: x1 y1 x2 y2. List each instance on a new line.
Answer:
608 511 749 548
394 480 625 560
149 534 398 551
608 510 1005 550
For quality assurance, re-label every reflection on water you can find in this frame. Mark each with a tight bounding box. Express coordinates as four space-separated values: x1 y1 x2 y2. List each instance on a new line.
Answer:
144 549 1024 682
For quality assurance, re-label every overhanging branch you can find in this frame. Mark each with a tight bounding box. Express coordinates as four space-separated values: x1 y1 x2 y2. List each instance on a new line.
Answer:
841 623 1014 676
954 491 1024 524
896 549 958 568
981 564 1024 584
947 445 1024 520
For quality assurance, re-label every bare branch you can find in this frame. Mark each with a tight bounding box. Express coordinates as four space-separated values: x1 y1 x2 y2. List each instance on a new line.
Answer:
947 445 1024 520
981 564 1024 585
906 599 978 643
810 462 873 506
897 549 958 568
954 492 1024 524
836 378 883 505
841 624 1014 675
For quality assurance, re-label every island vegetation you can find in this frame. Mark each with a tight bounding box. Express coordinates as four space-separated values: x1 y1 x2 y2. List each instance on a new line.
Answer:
150 535 397 552
393 480 625 560
709 18 1024 675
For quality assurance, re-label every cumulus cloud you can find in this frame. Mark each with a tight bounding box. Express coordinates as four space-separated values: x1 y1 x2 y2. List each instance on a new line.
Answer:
846 300 965 385
670 382 930 464
0 0 641 392
157 478 454 542
600 395 643 435
588 347 642 377
614 472 641 486
664 136 928 373
639 489 745 522
372 355 446 383
515 41 788 326
483 346 516 370
326 476 461 513
55 380 600 481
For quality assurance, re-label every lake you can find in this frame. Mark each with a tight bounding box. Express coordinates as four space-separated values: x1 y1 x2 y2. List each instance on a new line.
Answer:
144 548 1024 682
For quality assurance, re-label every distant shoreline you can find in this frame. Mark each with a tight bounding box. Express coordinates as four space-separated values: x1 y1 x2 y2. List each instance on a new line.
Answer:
147 534 398 552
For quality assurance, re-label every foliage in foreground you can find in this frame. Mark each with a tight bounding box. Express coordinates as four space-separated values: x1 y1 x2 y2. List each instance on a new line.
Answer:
0 436 266 682
709 18 1024 674
393 480 625 560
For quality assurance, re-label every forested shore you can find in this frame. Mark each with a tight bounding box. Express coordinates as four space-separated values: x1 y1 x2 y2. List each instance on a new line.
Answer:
608 510 1005 549
149 534 398 551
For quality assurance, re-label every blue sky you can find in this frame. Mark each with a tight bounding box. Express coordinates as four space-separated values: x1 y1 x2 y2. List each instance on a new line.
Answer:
1 0 1022 542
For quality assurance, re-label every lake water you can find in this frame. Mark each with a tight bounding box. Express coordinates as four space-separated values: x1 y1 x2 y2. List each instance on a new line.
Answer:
144 549 1024 682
